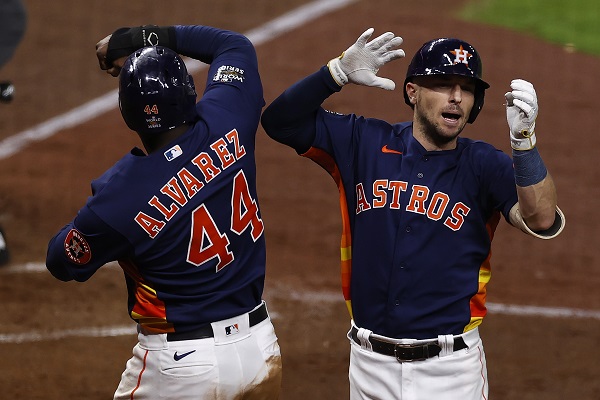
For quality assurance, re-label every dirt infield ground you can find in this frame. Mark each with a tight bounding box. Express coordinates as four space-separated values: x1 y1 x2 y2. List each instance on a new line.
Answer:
1 0 599 399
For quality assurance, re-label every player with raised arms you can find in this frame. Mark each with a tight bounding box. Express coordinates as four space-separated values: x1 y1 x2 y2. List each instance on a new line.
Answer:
261 27 565 399
46 24 282 399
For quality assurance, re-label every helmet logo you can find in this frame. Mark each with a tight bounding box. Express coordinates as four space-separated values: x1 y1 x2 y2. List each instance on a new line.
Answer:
450 45 472 65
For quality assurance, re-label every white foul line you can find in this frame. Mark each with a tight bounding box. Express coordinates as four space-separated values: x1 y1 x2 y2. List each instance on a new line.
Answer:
486 302 600 320
0 325 137 344
0 0 358 160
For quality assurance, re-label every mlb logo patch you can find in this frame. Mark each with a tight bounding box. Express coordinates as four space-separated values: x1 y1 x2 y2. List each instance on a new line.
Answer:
225 324 240 336
164 145 183 161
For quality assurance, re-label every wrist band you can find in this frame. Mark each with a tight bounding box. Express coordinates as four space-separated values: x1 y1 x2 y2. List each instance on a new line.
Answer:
106 25 176 64
512 147 547 187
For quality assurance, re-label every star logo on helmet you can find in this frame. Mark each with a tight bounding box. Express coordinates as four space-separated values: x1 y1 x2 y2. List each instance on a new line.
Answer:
450 45 472 65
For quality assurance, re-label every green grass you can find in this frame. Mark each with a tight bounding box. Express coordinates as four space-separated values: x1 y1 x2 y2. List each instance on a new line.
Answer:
460 0 600 56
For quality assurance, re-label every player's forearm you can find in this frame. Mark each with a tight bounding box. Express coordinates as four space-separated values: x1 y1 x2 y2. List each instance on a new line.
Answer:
511 145 560 232
516 174 558 231
505 79 564 236
261 66 340 152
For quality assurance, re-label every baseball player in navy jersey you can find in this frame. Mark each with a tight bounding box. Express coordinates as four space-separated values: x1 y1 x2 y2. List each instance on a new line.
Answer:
261 28 565 399
46 24 282 399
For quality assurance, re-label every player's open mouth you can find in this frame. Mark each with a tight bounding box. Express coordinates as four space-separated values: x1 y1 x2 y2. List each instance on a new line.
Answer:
442 112 461 121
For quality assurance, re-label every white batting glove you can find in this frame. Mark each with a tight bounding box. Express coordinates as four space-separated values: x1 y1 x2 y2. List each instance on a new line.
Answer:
505 79 538 150
328 28 405 91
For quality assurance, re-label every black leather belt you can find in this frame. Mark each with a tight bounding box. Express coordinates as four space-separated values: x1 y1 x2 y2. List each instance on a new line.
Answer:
167 303 268 342
350 326 468 362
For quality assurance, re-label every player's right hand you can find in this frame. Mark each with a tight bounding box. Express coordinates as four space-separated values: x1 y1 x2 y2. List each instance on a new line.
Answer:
328 28 405 90
96 34 127 77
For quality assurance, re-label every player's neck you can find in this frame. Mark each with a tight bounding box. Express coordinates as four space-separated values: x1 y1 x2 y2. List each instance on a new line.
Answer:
413 130 458 151
412 120 459 151
138 124 191 155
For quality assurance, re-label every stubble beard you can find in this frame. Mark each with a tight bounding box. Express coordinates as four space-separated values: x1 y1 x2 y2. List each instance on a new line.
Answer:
415 109 466 149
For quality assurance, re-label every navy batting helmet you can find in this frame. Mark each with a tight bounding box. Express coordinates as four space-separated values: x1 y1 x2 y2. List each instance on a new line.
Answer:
119 46 197 134
403 38 490 123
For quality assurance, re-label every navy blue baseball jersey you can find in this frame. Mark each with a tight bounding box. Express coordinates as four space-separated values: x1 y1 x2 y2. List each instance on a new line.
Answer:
46 26 266 334
262 67 518 339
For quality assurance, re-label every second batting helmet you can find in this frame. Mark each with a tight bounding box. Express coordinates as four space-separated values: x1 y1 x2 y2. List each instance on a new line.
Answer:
403 38 490 123
119 46 197 134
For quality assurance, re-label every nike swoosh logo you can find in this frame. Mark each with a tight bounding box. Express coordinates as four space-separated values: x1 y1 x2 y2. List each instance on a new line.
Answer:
173 350 197 361
381 145 403 155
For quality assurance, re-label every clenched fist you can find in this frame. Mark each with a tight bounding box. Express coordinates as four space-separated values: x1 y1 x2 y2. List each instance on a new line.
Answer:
505 79 538 150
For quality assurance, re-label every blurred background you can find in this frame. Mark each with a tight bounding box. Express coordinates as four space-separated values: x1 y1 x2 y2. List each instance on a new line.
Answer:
0 0 599 399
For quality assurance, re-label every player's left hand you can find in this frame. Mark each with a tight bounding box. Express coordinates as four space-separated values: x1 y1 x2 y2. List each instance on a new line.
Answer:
328 28 405 90
505 79 538 150
96 34 127 77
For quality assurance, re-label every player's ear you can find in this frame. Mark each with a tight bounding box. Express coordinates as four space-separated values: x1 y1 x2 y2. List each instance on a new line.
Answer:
405 82 417 104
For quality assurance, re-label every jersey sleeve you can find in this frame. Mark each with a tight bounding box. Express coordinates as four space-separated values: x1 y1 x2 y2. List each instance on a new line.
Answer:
46 205 133 282
174 25 254 65
261 66 343 154
174 25 264 132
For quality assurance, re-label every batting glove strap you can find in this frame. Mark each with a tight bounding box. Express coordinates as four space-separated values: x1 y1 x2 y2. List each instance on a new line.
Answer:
106 25 177 64
327 56 349 87
510 129 537 150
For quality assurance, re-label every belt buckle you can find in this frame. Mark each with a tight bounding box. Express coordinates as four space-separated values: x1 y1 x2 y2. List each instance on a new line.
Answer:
394 343 428 362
